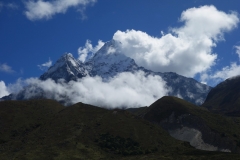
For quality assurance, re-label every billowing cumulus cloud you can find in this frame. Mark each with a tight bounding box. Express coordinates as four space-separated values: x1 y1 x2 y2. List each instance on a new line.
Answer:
112 5 239 78
7 71 169 108
211 63 240 81
24 0 97 21
201 47 240 84
0 81 9 98
38 58 52 70
0 63 14 73
78 40 104 62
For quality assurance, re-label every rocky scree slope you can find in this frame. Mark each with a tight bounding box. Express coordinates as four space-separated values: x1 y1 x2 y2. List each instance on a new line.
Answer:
128 96 240 153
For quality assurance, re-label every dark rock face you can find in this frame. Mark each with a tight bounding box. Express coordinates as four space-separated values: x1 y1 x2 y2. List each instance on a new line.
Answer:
141 96 240 153
202 76 240 116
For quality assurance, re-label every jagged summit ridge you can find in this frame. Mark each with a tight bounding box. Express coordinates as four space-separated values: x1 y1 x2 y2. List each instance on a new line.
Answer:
41 40 141 80
86 40 140 78
40 53 88 82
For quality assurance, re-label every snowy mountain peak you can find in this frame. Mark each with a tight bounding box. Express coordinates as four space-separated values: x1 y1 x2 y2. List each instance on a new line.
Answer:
62 52 74 58
37 40 211 105
40 53 88 82
92 39 120 57
85 39 139 78
61 52 75 60
55 53 78 68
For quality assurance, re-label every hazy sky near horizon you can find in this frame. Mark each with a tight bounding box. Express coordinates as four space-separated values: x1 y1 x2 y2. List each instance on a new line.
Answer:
1 0 240 88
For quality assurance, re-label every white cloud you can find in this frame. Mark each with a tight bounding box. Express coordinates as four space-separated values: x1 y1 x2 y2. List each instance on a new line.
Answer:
235 45 240 59
112 5 239 78
6 3 18 9
200 45 240 85
8 71 169 108
0 63 14 73
7 78 26 94
38 58 52 71
201 62 240 85
211 63 240 80
24 0 97 21
0 2 18 11
0 81 9 98
107 46 116 54
78 40 104 62
173 6 239 41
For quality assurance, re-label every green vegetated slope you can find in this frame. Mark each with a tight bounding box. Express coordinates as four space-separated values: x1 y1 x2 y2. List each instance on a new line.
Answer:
202 76 240 116
0 99 186 159
0 99 240 160
0 99 65 145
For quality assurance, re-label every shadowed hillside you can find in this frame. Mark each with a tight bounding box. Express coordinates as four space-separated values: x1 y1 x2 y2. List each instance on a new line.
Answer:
128 96 240 154
202 76 240 116
1 99 240 159
0 99 188 159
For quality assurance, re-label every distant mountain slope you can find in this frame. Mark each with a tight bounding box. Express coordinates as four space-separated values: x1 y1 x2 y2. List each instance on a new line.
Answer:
202 76 240 116
1 99 240 159
159 72 211 105
128 96 240 153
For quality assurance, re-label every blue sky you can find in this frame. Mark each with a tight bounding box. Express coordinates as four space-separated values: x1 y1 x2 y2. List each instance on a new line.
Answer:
0 0 240 90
